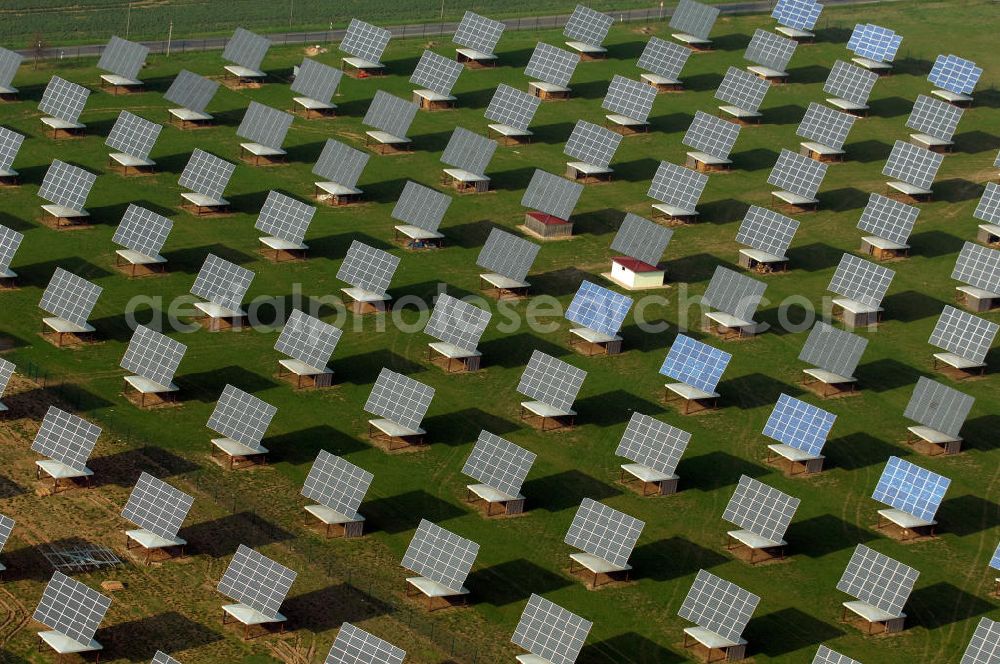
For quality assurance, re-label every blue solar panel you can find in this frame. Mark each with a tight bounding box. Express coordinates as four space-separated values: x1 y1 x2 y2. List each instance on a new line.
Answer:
658 334 731 395
772 0 822 30
872 456 950 523
991 542 1000 571
565 281 633 338
762 394 836 456
847 24 902 63
928 54 982 95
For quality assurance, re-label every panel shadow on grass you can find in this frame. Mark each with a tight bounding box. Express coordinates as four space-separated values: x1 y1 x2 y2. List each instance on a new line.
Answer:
444 218 496 248
662 251 725 283
677 451 768 492
723 373 801 409
480 332 569 368
908 582 997 630
522 469 620 512
424 407 520 446
0 543 55 581
284 582 391 632
855 357 924 393
177 365 278 402
868 96 912 118
746 607 843 658
101 611 221 662
268 424 367 466
90 446 199 487
470 558 570 607
182 511 294 557
883 290 948 323
571 208 621 238
631 536 727 582
159 243 257 275
787 514 876 558
906 230 965 259
936 178 981 204
336 349 425 384
736 148 780 172
533 266 592 298
963 414 1000 452
0 474 24 499
937 494 1000 537
575 389 665 428
787 242 842 272
764 104 807 126
697 199 747 226
845 139 891 163
364 489 466 534
822 187 868 212
581 632 687 664
824 432 903 471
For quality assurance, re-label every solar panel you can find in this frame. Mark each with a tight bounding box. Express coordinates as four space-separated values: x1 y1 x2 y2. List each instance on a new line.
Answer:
105 111 161 159
31 406 100 471
678 570 759 643
564 120 622 168
453 11 505 56
857 194 919 245
611 213 672 266
275 309 342 370
401 519 478 591
477 229 539 282
341 19 390 64
564 5 612 46
961 618 1000 664
974 183 1000 224
392 181 451 232
218 545 296 619
565 498 644 568
736 206 799 257
312 139 368 187
255 191 315 244
903 376 974 438
847 24 902 63
823 60 878 106
121 472 193 540
796 102 856 150
798 322 868 378
39 76 89 123
953 242 1000 292
763 394 836 456
768 148 827 199
301 450 372 519
744 29 797 72
425 294 492 352
772 0 823 30
565 280 632 337
120 325 186 388
992 542 1000 572
723 475 800 543
837 544 918 615
0 47 24 89
178 149 235 200
929 305 998 364
0 358 14 399
659 334 731 394
637 36 691 80
0 126 24 172
410 50 463 96
813 645 861 664
39 268 102 328
517 350 587 412
602 75 657 123
364 368 434 431
441 127 496 177
207 385 276 450
715 66 770 113
337 241 399 295
98 36 148 80
327 623 405 664
683 111 741 160
929 54 983 95
0 513 11 555
190 253 253 312
462 430 536 497
0 224 23 272
291 58 342 104
616 412 690 476
362 90 417 139
151 652 181 664
670 0 719 40
33 572 111 645
512 594 592 664
906 94 963 142
522 169 583 220
38 160 96 210
485 84 541 130
872 455 950 522
222 27 270 71
524 42 578 88
827 253 894 307
704 266 766 322
647 160 708 211
237 102 292 150
164 70 219 113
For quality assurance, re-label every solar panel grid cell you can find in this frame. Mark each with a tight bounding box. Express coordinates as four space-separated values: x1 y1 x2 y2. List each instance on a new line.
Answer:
521 169 584 220
0 48 24 89
0 126 24 171
485 84 541 130
392 181 451 232
425 294 491 352
683 111 741 160
973 182 1000 224
31 406 101 471
952 241 1000 292
151 652 181 664
326 623 406 664
312 139 369 187
39 76 89 123
441 127 497 176
611 213 672 266
237 102 293 149
0 224 24 272
704 266 766 322
0 358 14 398
637 37 691 80
362 90 418 139
813 645 861 664
453 11 505 55
961 618 1000 664
847 24 902 63
178 149 235 200
341 19 391 64
164 70 219 113
872 455 950 522
98 36 148 80
929 54 982 95
564 120 622 168
476 229 540 282
798 322 868 378
565 280 632 337
827 253 894 307
772 0 823 30
255 191 316 244
823 60 878 105
744 29 797 71
223 28 270 71
291 58 342 104
563 5 613 46
121 472 193 539
670 0 720 40
106 111 162 159
906 95 963 142
796 102 856 150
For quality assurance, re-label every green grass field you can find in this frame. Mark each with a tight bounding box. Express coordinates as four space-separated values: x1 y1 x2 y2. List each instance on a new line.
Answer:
0 1 999 663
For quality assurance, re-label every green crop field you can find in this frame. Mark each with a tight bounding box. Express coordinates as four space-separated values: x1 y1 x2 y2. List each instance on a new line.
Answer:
0 2 998 663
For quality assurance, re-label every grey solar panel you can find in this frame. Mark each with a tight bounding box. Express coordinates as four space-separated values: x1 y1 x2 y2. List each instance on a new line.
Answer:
0 513 11 553
337 240 399 295
401 519 478 591
301 450 372 519
106 111 161 160
565 498 644 568
904 376 974 438
38 160 96 210
799 322 868 379
341 19 391 64
0 358 14 399
485 84 541 131
715 67 769 114
291 58 342 104
255 191 315 244
392 181 451 232
218 545 296 619
512 594 591 664
98 36 148 80
410 50 463 96
616 412 690 476
974 182 1000 224
39 76 89 123
522 169 583 220
827 253 894 307
275 309 342 370
824 60 878 106
872 456 949 523
178 149 235 200
736 206 799 257
670 0 719 40
813 645 861 664
564 120 621 168
683 111 741 160
906 95 963 142
929 54 983 96
364 368 434 431
362 90 417 139
425 294 491 352
953 242 1000 292
441 127 496 177
745 29 797 71
31 406 100 471
33 572 111 645
704 266 766 322
659 334 731 394
120 325 186 388
678 570 759 643
723 475 800 543
524 42 578 88
453 11 505 56
0 224 24 272
768 148 827 199
637 36 691 80
207 385 276 450
856 194 918 246
477 229 539 282
837 544 918 615
121 472 193 540
564 5 613 46
602 75 657 123
611 213 672 267
326 623 405 664
929 305 998 364
647 160 709 211
190 253 253 312
39 268 102 328
164 70 219 113
223 27 270 71
312 139 368 187
961 618 1000 664
0 48 24 89
462 430 536 497
151 652 181 664
237 102 292 150
0 126 24 172
796 102 856 151
518 350 587 412
883 140 943 190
